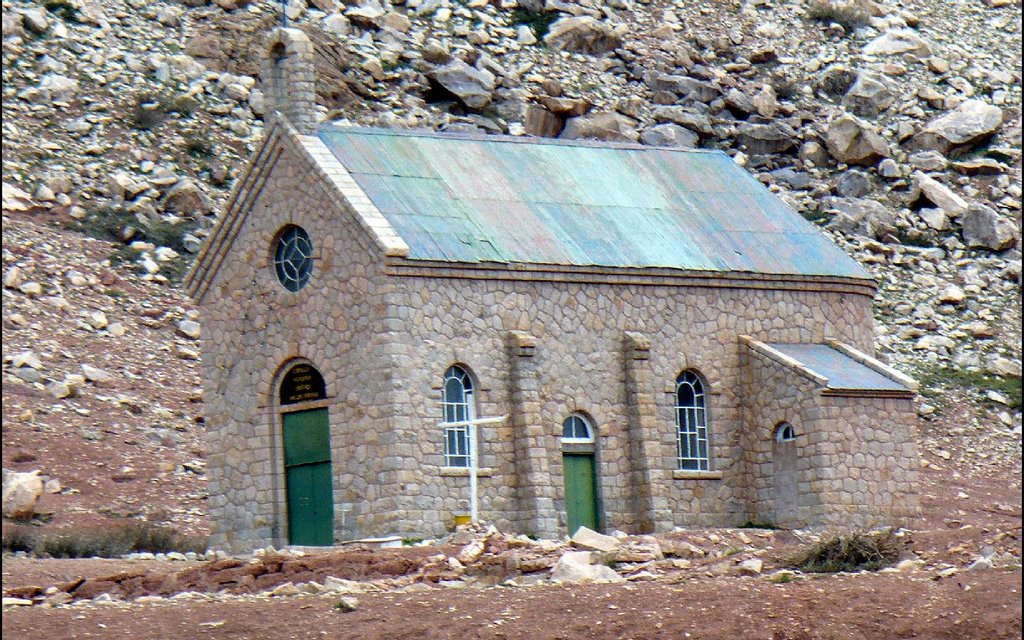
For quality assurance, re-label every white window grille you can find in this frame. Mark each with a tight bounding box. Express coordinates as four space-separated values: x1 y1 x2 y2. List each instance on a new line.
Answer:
676 370 710 471
442 366 474 467
561 414 594 444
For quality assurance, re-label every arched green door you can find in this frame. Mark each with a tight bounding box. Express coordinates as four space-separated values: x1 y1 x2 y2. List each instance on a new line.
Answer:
563 453 599 535
283 408 334 546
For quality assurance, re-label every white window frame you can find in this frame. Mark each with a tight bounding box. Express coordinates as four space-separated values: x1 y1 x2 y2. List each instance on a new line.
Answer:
561 413 594 444
675 370 710 471
775 422 796 443
442 366 475 468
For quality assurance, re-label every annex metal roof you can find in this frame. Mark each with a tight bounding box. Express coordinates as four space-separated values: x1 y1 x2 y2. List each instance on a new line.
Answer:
318 126 871 279
765 343 911 392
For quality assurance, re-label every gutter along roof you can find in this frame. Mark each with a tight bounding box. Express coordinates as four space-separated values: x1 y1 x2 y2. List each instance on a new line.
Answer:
317 126 871 280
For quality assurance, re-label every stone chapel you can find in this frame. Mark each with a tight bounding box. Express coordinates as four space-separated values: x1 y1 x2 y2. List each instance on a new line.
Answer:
185 28 921 552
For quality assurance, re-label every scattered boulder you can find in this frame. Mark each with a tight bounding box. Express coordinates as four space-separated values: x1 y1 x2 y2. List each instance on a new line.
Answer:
2 469 44 519
571 527 620 553
544 17 625 55
550 551 624 583
912 100 1004 156
523 105 564 138
961 204 1019 251
737 558 763 576
835 170 873 198
825 198 897 240
640 123 699 148
863 29 933 57
910 171 969 217
428 60 496 109
735 122 797 155
842 74 895 118
162 179 210 215
561 112 639 143
825 114 890 165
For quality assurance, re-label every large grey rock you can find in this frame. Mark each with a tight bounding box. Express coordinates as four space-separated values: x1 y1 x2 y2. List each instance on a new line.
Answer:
649 75 721 104
2 469 44 519
650 107 713 137
18 7 50 33
825 114 890 166
961 204 1019 251
523 105 564 138
561 112 639 143
825 198 897 240
571 526 620 552
36 74 79 103
428 60 495 109
640 123 699 148
162 179 210 215
863 29 933 57
912 100 1003 155
836 170 873 198
908 151 949 172
843 74 895 118
550 551 624 583
910 171 969 217
736 122 797 155
544 17 625 55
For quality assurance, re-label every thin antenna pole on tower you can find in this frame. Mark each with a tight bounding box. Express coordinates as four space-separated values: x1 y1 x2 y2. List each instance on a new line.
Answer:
281 0 287 27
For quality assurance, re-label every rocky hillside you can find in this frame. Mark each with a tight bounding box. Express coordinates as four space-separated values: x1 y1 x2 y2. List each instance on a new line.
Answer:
2 0 1022 531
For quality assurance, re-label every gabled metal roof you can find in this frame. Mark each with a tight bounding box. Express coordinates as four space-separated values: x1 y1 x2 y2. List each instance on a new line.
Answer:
765 343 911 392
317 126 871 279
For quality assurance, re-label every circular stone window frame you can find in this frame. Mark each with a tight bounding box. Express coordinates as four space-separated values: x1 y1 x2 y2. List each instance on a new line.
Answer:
272 224 314 293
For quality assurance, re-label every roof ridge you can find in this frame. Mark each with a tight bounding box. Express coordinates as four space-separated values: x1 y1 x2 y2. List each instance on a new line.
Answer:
316 123 727 155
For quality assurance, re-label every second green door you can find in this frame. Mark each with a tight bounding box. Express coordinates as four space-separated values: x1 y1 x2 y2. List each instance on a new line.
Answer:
283 408 334 546
562 453 599 535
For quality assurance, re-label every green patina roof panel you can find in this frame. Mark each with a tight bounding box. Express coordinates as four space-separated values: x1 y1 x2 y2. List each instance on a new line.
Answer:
318 126 870 279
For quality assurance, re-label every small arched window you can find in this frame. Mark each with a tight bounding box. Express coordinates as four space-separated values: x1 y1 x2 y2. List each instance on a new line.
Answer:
442 366 475 467
561 414 594 444
775 422 796 443
676 370 710 471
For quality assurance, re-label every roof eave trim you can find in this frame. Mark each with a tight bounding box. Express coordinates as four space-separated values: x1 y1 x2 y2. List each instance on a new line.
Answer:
299 133 409 259
825 339 920 392
740 335 831 388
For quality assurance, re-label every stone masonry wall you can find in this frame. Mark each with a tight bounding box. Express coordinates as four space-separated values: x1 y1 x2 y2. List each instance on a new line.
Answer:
742 347 920 528
199 133 391 552
379 271 879 538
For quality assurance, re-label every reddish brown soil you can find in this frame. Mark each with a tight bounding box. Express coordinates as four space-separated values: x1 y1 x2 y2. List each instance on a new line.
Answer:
2 571 1020 640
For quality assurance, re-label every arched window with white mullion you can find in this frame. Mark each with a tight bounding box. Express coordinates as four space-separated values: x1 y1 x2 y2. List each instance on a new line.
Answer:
676 370 710 471
442 366 475 467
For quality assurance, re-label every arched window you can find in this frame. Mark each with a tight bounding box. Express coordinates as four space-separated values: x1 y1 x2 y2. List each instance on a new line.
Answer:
442 366 475 467
676 370 710 471
561 414 594 444
775 422 796 443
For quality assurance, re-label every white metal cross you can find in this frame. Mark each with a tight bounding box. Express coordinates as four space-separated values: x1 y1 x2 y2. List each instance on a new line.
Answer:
437 415 508 523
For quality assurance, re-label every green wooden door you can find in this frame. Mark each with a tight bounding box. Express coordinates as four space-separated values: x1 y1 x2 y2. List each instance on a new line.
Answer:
563 453 599 535
283 409 334 546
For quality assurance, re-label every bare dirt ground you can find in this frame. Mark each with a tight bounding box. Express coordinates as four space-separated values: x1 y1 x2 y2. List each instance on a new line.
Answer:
3 452 1019 640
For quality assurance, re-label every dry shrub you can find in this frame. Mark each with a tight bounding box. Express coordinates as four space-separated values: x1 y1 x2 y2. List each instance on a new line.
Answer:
805 0 872 32
787 529 901 573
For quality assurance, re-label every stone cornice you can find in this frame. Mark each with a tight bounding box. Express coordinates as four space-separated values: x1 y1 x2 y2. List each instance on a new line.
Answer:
383 259 878 297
